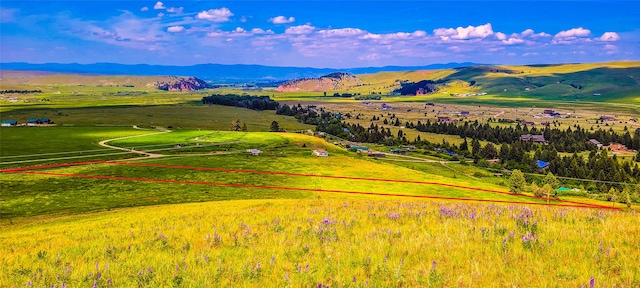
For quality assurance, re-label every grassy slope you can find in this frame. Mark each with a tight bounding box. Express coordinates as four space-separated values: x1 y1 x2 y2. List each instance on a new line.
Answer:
1 199 638 287
1 130 565 219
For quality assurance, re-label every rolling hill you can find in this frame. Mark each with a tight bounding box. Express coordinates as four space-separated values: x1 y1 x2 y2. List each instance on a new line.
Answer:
275 61 640 102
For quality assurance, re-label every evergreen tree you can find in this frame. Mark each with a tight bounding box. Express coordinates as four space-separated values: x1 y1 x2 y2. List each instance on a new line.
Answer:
460 138 469 152
471 139 481 156
241 123 248 132
509 170 526 194
269 121 281 132
635 150 640 162
230 119 242 131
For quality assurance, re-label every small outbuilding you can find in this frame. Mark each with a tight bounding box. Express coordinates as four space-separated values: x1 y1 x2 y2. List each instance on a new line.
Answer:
313 149 328 157
246 149 261 156
1 120 18 127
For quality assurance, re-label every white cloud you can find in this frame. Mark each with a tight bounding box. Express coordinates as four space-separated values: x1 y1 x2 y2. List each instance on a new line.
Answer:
523 52 540 57
502 38 524 45
285 24 315 35
554 27 591 39
157 13 164 18
433 23 494 40
251 28 274 34
269 16 295 24
197 8 233 22
234 27 245 33
599 32 620 42
140 6 149 12
167 26 184 33
495 32 507 40
318 28 365 37
411 30 427 37
167 7 184 14
604 44 617 50
153 1 165 10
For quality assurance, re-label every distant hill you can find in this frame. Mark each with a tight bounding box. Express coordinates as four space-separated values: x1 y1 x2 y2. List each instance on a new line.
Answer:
156 77 210 91
275 61 640 102
276 72 362 92
0 62 480 82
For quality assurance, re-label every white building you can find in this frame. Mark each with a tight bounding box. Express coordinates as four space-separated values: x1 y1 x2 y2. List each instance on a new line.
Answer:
312 149 328 157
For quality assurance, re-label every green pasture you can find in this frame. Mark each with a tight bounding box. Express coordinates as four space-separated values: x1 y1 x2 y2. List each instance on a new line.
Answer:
1 129 566 220
0 105 313 131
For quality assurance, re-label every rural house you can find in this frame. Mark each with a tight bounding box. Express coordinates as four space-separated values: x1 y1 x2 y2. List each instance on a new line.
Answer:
313 149 328 157
27 118 40 126
587 139 603 149
437 116 451 122
522 121 535 126
520 134 547 144
2 120 18 127
246 149 261 156
460 111 470 116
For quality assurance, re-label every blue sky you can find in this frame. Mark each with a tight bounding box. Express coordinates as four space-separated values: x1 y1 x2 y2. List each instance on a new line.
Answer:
1 1 638 68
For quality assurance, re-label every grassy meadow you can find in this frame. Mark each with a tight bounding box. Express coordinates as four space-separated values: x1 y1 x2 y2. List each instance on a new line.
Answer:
2 199 639 287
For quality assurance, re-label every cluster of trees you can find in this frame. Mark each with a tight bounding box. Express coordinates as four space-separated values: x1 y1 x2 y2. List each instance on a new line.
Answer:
404 119 640 153
354 95 382 100
0 89 42 94
229 119 247 132
202 94 279 111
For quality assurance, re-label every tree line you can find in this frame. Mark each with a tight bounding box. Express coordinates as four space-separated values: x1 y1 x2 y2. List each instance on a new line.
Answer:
1 89 42 94
202 94 279 111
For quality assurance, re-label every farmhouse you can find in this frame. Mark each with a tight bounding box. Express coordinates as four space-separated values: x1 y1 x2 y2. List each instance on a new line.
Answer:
437 116 451 122
313 149 328 157
544 109 555 115
1 120 18 127
587 139 603 149
246 149 261 156
460 111 470 116
27 118 40 126
349 145 369 152
522 121 535 126
600 116 617 121
389 148 408 154
520 134 547 144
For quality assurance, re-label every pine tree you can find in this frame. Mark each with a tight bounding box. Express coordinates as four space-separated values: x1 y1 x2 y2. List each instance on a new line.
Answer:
635 150 640 162
269 121 281 132
471 139 481 156
241 123 248 132
230 119 242 131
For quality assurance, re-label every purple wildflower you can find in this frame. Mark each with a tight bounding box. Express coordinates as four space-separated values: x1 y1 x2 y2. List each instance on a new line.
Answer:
108 278 112 285
353 276 356 282
590 277 595 288
305 264 309 271
284 272 289 281
93 280 98 288
432 260 437 271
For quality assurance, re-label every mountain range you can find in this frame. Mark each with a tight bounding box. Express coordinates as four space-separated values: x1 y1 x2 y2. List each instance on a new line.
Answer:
0 62 481 83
